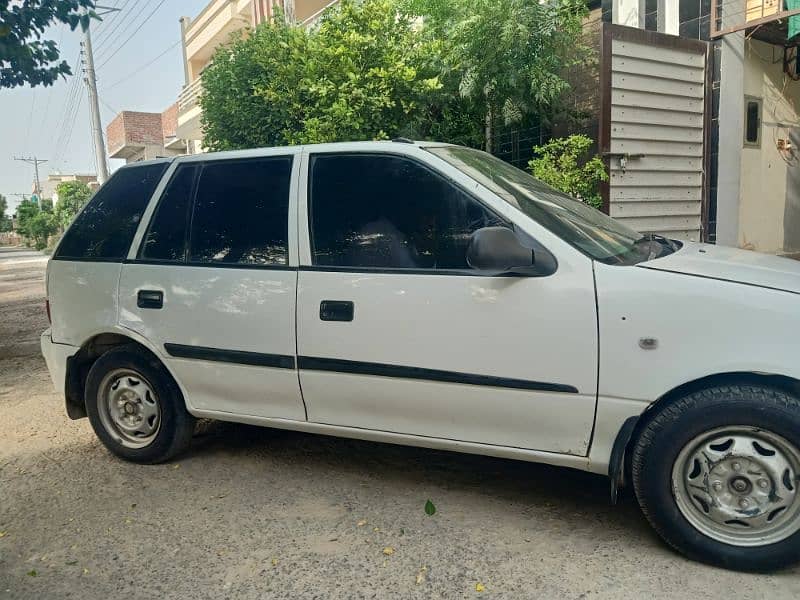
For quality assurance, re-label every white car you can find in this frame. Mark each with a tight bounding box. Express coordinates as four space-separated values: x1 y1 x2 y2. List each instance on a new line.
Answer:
41 141 800 571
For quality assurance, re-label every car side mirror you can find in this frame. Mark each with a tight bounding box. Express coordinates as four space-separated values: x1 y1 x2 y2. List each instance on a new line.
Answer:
466 226 535 274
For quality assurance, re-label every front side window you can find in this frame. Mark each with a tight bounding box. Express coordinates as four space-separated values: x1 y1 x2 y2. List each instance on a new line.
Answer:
140 164 198 262
428 146 678 265
188 156 292 266
309 154 505 270
56 162 168 260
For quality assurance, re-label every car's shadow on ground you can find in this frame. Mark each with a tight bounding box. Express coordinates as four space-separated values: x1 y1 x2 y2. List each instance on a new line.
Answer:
189 419 650 533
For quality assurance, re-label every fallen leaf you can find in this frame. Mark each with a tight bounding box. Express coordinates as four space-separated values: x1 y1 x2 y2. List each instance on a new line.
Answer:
0 531 6 538
475 583 485 593
83 568 89 575
373 527 380 532
425 500 436 516
416 566 427 585
382 547 394 556
357 520 367 527
172 464 180 470
271 558 278 566
27 570 37 577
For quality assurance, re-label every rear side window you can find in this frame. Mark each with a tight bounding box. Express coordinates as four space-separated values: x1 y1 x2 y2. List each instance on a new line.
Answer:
55 163 168 260
188 156 292 266
309 154 504 270
139 164 198 262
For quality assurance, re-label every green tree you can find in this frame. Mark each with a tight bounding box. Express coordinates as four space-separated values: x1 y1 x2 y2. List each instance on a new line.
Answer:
15 197 40 242
201 0 440 150
0 193 10 232
53 179 91 228
200 17 308 151
287 0 440 144
403 0 589 151
0 0 95 89
528 134 607 209
28 209 56 249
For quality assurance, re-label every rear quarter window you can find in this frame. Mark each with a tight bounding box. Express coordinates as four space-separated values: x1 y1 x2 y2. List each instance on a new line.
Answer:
55 162 169 261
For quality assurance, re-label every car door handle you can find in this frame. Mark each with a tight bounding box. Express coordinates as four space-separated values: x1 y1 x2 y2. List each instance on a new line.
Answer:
320 300 354 322
137 290 163 309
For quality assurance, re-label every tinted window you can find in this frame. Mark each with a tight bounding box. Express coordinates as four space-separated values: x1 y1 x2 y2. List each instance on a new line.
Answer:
309 154 504 269
56 163 168 260
189 157 292 265
140 164 198 262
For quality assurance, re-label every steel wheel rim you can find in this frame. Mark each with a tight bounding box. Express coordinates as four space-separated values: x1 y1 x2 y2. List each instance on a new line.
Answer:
97 368 161 449
671 425 800 547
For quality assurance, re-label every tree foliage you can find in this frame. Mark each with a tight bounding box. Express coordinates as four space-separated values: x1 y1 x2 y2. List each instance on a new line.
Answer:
0 193 10 232
0 0 95 88
53 179 91 228
402 0 589 150
15 197 57 249
528 135 607 208
201 0 441 150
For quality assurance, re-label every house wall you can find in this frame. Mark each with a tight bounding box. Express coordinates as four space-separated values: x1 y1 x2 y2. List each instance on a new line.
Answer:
738 39 800 253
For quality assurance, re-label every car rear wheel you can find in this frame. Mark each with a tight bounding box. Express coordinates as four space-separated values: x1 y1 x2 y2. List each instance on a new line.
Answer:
631 383 800 571
85 346 195 463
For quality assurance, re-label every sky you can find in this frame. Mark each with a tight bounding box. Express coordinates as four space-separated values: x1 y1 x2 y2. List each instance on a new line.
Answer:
0 0 210 214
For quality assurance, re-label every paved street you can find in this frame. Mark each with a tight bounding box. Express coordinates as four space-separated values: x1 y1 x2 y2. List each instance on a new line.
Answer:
0 245 798 599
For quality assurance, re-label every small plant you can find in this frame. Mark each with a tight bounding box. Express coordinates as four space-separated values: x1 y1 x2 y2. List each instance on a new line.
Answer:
528 134 607 209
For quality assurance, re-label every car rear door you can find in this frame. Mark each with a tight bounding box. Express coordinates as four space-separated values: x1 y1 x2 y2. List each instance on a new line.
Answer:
118 150 306 421
295 148 598 455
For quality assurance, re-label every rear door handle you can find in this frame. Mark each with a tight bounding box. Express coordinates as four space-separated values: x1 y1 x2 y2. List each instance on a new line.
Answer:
320 300 354 322
137 290 163 309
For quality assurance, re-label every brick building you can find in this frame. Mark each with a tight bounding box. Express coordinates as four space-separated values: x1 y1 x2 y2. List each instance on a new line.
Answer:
107 103 186 164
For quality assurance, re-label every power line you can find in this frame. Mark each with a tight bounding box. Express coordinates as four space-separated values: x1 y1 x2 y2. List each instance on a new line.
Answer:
97 0 169 69
94 0 140 50
104 39 181 90
95 0 156 58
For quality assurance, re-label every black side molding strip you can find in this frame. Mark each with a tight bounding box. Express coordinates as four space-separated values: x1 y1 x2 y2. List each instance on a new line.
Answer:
297 356 578 394
164 343 295 369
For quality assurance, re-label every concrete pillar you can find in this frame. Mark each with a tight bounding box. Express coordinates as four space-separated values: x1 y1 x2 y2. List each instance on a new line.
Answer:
657 0 679 35
179 16 192 86
715 2 746 247
613 0 645 28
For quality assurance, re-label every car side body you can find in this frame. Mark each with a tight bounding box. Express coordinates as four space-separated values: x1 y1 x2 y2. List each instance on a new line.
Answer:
40 141 800 570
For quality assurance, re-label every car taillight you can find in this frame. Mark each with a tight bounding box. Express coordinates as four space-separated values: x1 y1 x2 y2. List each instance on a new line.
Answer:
45 299 51 324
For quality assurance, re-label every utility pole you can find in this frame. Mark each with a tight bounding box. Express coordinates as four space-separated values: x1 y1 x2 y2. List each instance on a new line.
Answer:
81 5 120 184
13 157 47 200
81 15 108 184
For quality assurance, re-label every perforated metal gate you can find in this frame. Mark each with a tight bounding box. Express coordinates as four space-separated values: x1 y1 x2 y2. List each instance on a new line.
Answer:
599 24 710 242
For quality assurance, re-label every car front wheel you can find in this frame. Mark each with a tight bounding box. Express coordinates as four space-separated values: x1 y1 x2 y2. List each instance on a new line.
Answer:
631 383 800 571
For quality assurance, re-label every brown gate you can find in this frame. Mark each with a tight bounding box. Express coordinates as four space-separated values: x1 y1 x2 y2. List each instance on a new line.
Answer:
599 24 711 242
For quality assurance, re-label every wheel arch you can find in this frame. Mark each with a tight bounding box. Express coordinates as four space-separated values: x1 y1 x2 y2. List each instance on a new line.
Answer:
65 330 170 420
608 371 800 501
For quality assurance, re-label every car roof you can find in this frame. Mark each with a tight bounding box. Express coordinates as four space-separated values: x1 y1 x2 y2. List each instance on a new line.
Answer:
117 140 457 171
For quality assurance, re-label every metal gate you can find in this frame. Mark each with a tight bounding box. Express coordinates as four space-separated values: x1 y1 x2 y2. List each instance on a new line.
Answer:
599 24 710 242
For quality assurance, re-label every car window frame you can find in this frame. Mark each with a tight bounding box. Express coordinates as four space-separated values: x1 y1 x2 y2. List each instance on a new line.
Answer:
52 161 171 263
129 153 298 271
304 151 554 277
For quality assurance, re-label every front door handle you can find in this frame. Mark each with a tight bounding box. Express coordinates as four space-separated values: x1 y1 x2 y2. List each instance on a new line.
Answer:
137 290 163 309
320 300 354 322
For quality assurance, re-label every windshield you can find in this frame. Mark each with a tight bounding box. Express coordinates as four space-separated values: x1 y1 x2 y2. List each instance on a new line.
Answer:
427 146 678 265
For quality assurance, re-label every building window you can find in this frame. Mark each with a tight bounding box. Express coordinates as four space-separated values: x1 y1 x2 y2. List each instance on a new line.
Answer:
744 96 762 147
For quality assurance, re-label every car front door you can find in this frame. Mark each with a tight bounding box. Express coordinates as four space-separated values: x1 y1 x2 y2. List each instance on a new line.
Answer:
296 149 598 455
118 151 306 421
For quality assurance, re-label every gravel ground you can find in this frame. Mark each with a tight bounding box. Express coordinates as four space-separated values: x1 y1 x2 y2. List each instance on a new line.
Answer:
1 245 798 599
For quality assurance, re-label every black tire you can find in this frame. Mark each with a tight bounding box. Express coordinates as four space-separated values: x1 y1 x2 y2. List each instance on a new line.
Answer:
631 383 800 572
85 346 195 463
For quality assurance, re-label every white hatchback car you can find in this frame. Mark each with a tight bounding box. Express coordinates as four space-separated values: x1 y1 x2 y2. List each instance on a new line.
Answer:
42 141 800 571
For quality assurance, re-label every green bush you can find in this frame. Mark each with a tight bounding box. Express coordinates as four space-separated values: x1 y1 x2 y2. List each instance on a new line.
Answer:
528 135 607 209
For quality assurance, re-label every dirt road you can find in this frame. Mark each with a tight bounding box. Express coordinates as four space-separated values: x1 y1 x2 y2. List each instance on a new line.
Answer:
1 246 798 599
